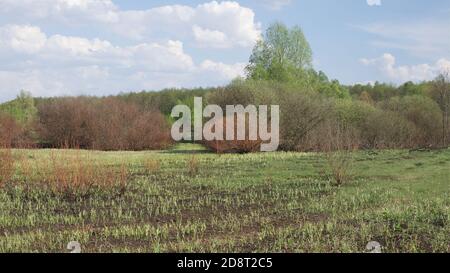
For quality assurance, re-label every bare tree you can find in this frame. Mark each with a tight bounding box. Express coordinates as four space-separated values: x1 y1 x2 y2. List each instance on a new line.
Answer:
432 72 450 147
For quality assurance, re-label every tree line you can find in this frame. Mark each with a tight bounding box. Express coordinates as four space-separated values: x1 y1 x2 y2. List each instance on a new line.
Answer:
1 22 449 152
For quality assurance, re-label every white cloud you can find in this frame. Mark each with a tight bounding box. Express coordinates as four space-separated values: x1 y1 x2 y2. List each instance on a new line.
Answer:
0 0 261 49
0 25 46 54
192 1 260 48
0 1 258 101
367 0 381 6
193 25 228 48
0 24 245 100
0 0 119 24
45 35 112 56
0 25 191 70
200 60 246 80
360 53 450 82
0 0 117 19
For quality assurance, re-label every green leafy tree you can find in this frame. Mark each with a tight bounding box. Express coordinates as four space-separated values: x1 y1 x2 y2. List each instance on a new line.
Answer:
0 90 37 125
246 22 313 82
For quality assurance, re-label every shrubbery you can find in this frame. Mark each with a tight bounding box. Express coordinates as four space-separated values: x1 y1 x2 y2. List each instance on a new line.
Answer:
37 97 173 150
381 95 442 147
203 78 446 152
0 113 32 148
1 79 446 153
202 114 263 153
1 21 447 153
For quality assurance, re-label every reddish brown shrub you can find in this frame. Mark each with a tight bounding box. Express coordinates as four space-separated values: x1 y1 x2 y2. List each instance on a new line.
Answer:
37 97 173 151
203 114 263 153
0 113 23 147
36 97 94 148
125 111 172 150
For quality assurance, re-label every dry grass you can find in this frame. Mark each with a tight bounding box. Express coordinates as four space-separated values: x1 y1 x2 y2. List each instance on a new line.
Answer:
323 123 359 186
15 150 129 198
326 151 354 186
144 158 161 174
0 148 15 187
187 155 200 177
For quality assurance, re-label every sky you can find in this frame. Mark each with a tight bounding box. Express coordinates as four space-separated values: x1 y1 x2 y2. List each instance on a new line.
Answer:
0 0 449 102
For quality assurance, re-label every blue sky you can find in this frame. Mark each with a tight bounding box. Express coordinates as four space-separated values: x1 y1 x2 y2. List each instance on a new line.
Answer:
0 0 449 102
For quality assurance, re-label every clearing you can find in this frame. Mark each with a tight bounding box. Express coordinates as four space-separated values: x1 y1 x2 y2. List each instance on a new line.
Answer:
0 144 448 253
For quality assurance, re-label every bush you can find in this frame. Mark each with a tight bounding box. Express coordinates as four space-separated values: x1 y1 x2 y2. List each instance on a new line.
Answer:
0 113 32 148
207 80 333 152
206 80 257 108
205 80 278 153
37 97 173 150
322 122 359 186
335 99 376 129
331 100 417 149
278 89 331 151
329 98 435 149
0 113 20 147
203 114 263 153
362 110 417 149
36 97 94 148
381 95 442 147
123 111 172 151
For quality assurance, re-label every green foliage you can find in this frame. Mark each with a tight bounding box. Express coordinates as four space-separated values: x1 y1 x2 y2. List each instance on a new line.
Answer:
0 90 37 125
430 73 450 146
2 77 446 150
317 79 350 99
381 95 443 145
349 81 433 102
362 110 417 148
398 81 427 97
247 22 313 82
119 88 211 117
244 23 350 99
335 99 377 128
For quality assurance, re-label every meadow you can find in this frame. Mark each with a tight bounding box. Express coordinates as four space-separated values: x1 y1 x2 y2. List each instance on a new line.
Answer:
0 144 448 253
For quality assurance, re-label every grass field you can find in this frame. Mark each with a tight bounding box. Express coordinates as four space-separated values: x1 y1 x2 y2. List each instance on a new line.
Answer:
0 144 449 253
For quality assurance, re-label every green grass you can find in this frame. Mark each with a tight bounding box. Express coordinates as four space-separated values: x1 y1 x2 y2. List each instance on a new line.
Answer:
0 144 448 253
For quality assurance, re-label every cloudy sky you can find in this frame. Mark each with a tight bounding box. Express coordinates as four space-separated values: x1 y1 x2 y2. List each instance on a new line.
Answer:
0 0 449 102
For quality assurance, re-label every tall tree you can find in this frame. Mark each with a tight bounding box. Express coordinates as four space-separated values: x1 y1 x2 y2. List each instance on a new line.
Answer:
432 73 450 147
246 22 313 82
